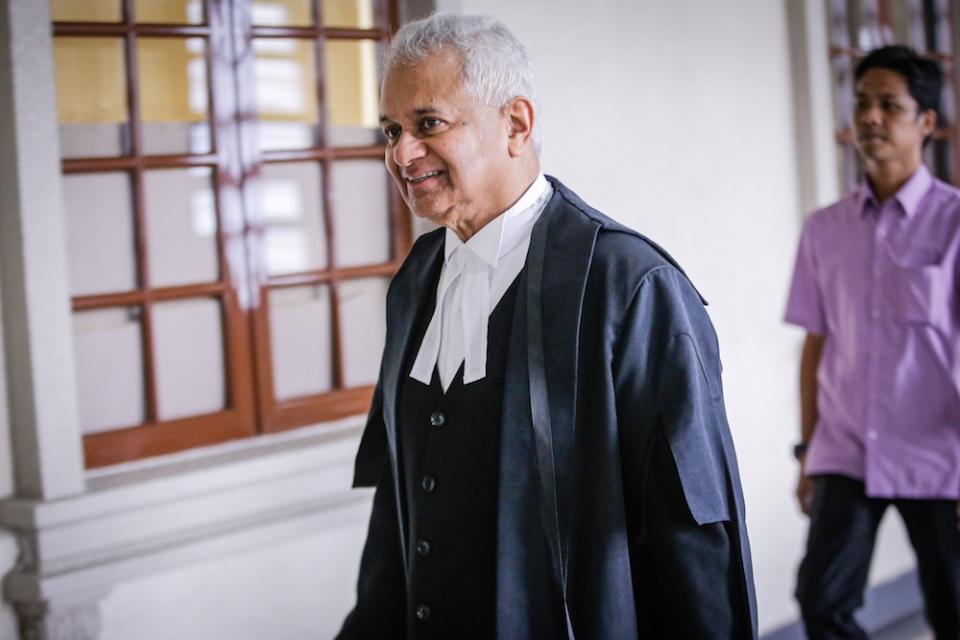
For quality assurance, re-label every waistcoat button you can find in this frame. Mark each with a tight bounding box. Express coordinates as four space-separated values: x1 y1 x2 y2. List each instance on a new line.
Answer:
429 411 446 427
417 539 432 556
415 605 431 621
421 476 436 492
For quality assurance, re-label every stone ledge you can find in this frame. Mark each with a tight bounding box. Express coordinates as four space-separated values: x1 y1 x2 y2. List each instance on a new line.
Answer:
0 415 371 603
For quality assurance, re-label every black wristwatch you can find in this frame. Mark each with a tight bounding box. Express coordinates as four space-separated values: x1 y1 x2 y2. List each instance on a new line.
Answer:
792 441 810 461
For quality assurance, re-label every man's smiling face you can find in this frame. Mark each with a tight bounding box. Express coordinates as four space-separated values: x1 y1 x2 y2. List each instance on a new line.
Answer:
379 49 514 230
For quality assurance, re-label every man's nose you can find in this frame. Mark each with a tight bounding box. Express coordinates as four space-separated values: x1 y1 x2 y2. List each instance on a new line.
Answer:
858 104 882 126
392 132 426 167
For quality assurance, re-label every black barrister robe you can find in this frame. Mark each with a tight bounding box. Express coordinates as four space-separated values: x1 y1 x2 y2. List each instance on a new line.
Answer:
339 177 758 638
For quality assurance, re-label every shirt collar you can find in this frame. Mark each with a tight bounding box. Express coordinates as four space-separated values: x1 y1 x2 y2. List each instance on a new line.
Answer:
857 164 933 218
444 173 549 268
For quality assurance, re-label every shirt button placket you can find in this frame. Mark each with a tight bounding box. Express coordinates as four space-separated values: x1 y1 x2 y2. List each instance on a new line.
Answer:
865 211 889 491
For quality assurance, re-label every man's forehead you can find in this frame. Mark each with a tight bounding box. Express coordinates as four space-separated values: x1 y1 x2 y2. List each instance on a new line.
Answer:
856 68 910 93
380 55 470 120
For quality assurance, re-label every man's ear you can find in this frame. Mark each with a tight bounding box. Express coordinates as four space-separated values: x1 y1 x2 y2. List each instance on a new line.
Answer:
920 108 938 137
505 96 535 157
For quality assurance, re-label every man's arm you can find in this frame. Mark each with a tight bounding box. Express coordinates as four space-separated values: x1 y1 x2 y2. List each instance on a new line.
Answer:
338 381 406 638
336 463 406 638
615 267 756 638
796 333 824 515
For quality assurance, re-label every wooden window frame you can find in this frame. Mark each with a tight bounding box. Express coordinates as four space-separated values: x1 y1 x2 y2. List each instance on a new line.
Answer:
53 0 410 468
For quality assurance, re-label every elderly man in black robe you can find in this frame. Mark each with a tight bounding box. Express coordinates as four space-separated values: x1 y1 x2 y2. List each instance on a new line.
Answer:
338 12 757 639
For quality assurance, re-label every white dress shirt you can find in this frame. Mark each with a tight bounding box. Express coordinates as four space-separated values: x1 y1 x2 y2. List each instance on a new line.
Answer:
410 174 552 391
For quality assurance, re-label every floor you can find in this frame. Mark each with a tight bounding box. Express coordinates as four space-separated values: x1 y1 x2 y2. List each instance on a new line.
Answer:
874 612 934 640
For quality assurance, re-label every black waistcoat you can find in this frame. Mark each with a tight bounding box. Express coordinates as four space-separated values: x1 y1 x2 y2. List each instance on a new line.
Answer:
397 275 520 639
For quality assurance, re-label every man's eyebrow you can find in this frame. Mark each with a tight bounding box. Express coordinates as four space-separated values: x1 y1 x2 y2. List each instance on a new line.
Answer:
379 107 445 123
855 90 901 100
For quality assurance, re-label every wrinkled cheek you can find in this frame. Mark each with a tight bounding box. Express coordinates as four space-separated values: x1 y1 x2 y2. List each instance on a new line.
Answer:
384 165 404 194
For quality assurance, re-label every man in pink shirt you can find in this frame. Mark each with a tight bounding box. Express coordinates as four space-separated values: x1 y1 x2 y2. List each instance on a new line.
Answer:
786 45 960 639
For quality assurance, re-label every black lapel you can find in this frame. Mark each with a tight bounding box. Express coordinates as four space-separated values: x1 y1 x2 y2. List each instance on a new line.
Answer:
525 180 600 631
381 229 444 575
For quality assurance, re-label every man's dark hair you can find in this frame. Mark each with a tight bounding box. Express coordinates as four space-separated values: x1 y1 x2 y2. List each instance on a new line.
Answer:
854 45 943 117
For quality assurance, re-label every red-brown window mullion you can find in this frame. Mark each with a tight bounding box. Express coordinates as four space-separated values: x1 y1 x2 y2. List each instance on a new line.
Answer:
211 165 237 402
233 7 276 432
211 166 256 425
62 155 218 171
311 0 347 391
130 166 159 423
261 146 384 162
877 0 891 38
268 262 399 289
378 0 393 32
208 0 260 426
53 23 211 37
204 19 220 161
121 3 161 425
372 36 411 261
72 282 226 311
252 27 389 40
948 1 960 186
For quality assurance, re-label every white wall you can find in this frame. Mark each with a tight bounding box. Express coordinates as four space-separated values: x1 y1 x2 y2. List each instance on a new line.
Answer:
434 0 916 633
97 497 372 640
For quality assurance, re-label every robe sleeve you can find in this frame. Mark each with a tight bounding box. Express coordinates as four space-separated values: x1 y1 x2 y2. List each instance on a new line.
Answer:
336 462 407 638
339 372 407 636
615 265 756 639
352 378 387 488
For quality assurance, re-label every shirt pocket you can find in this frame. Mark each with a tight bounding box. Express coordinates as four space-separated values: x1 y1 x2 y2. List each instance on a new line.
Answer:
893 246 947 325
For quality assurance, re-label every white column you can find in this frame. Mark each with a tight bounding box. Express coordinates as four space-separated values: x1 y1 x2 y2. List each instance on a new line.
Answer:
15 598 104 640
0 0 86 500
786 0 841 216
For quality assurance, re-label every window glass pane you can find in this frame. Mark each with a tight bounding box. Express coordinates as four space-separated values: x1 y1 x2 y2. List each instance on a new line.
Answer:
73 307 145 434
331 160 390 267
338 277 388 387
880 1 921 47
251 0 313 27
322 0 376 28
138 38 211 155
51 0 121 22
144 167 219 287
326 39 381 146
54 37 129 158
254 39 320 151
831 56 855 132
134 0 204 24
926 137 954 184
63 172 138 296
153 298 226 420
930 2 954 54
269 285 333 399
260 162 328 275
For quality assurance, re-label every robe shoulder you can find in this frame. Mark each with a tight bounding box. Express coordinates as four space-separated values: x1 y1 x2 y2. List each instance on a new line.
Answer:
547 177 706 304
388 227 443 292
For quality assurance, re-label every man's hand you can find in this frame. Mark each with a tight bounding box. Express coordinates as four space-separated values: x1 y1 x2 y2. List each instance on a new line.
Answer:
796 333 823 518
796 465 814 516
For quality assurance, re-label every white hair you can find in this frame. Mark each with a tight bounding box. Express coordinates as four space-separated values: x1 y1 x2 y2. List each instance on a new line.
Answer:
384 13 541 152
